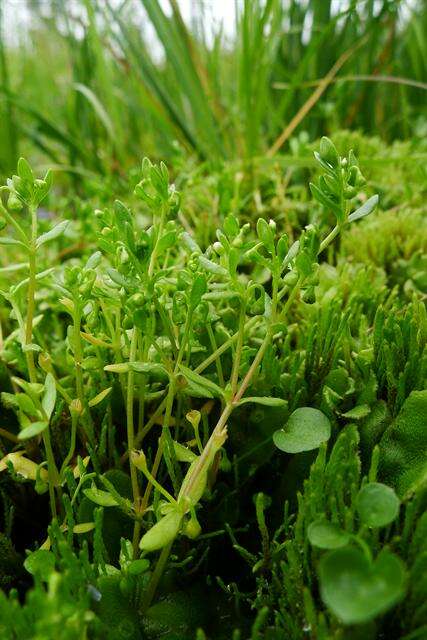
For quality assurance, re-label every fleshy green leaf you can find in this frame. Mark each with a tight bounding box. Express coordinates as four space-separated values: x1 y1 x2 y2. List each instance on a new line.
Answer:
236 396 287 407
273 407 331 453
18 421 48 440
42 373 56 420
307 519 350 549
319 547 406 624
190 274 207 309
198 255 228 276
341 404 370 420
139 509 182 552
88 387 112 407
0 237 28 249
36 220 69 248
83 486 119 507
348 195 379 222
173 441 198 463
17 157 34 183
24 549 55 579
156 230 176 255
356 482 400 528
128 559 150 575
130 362 169 377
179 365 225 399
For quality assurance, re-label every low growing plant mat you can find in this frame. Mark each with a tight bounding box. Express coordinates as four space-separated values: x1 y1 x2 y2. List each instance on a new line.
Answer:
0 130 425 640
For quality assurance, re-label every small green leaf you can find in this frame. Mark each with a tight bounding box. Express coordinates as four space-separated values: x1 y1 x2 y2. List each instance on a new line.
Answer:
310 182 342 216
17 157 34 183
223 213 239 238
42 373 56 420
348 195 379 222
18 421 48 440
236 396 287 407
139 509 182 552
24 550 55 579
104 363 130 374
0 237 28 249
307 519 350 549
319 547 406 624
281 241 300 269
356 482 400 528
319 137 339 168
179 365 225 399
36 220 69 248
128 559 150 575
198 255 228 276
88 387 112 407
173 441 198 463
181 379 213 399
130 362 169 377
341 404 370 420
73 522 95 534
190 274 207 309
83 486 119 507
273 407 331 453
256 218 274 251
156 230 176 255
22 343 42 353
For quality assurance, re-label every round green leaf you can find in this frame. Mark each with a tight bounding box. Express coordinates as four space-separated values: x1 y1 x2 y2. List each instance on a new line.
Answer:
356 482 400 528
273 407 331 453
128 559 150 575
307 519 350 549
24 549 55 580
319 547 406 624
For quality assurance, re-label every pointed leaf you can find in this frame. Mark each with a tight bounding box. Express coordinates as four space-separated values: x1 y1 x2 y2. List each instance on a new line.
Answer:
42 373 56 420
88 387 112 407
36 220 69 248
139 509 182 552
18 421 48 440
348 195 379 222
83 486 119 507
236 396 287 407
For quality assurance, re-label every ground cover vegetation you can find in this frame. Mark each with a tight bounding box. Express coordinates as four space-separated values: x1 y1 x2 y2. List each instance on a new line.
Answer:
0 1 426 639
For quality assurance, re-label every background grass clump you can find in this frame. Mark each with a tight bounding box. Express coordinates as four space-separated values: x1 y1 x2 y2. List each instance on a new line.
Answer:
0 2 426 639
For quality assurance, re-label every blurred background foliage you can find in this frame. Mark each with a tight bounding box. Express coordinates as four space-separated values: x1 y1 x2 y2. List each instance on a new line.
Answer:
0 0 426 179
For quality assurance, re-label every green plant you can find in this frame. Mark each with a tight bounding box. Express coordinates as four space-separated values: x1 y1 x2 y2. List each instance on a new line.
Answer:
0 133 424 640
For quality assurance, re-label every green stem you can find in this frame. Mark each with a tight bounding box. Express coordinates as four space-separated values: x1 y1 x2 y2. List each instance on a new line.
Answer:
230 300 246 396
141 541 173 613
319 224 340 254
42 430 58 519
206 323 224 388
234 332 270 404
73 306 94 445
176 312 192 367
60 411 78 478
131 395 168 454
127 327 141 556
0 200 28 243
25 249 37 383
148 203 167 277
194 317 259 375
